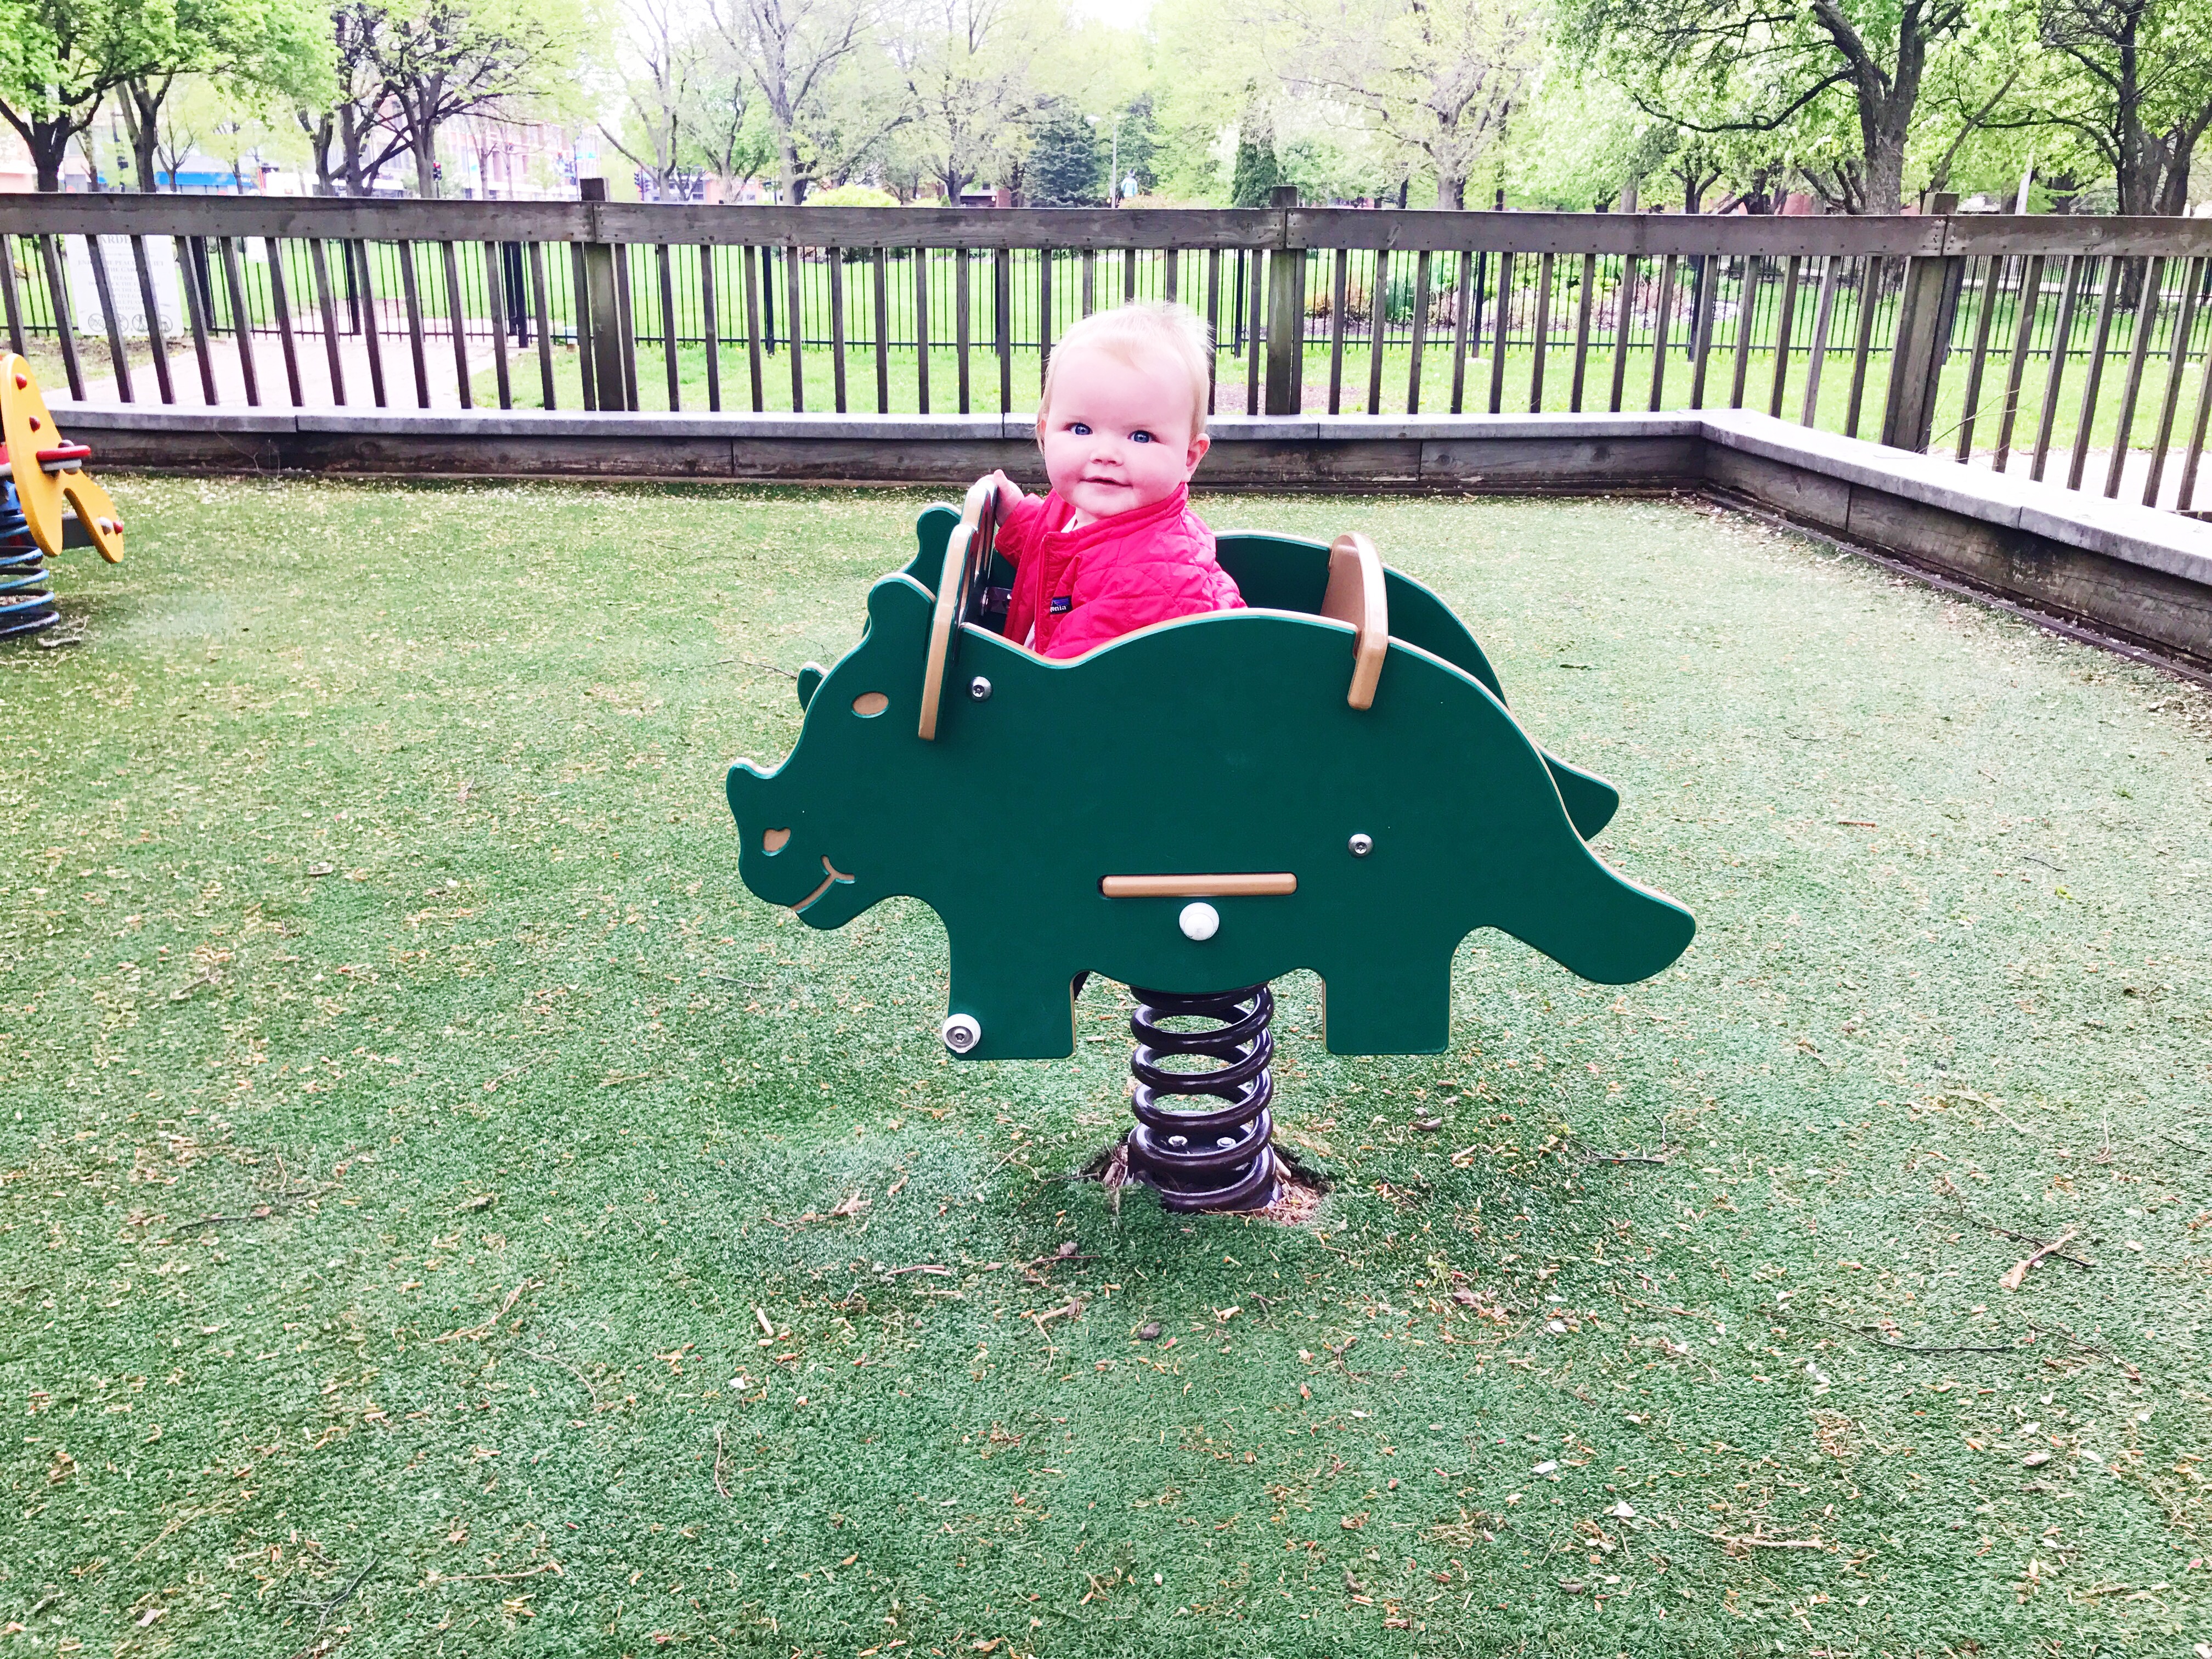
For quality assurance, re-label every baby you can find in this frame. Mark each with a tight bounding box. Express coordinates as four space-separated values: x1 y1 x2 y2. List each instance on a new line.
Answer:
986 301 1242 658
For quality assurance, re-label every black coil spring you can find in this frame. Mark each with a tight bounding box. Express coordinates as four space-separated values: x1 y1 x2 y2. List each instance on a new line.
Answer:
0 481 57 642
1125 983 1280 1212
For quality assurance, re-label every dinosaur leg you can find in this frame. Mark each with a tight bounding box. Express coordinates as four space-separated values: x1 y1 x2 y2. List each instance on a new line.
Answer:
1318 948 1454 1056
945 936 1080 1061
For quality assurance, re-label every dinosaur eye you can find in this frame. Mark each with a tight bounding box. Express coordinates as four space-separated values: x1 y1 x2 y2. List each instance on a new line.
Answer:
851 692 889 717
763 828 791 854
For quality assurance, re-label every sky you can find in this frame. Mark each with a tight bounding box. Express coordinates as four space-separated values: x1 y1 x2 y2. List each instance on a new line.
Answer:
1069 0 1153 31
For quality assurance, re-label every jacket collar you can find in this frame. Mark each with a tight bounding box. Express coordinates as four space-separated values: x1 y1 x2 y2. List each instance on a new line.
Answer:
1041 484 1189 548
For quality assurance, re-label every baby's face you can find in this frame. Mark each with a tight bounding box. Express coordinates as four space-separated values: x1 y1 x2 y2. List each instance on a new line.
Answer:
1037 345 1209 522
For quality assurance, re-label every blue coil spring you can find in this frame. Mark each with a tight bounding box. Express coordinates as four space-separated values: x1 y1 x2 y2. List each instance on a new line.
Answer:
0 480 58 641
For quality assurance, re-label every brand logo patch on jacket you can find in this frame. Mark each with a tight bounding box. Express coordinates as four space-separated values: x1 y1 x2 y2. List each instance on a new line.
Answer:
1049 595 1073 614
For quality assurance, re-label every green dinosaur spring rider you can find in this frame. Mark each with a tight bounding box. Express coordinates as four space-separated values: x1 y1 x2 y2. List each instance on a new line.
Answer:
725 481 1695 1211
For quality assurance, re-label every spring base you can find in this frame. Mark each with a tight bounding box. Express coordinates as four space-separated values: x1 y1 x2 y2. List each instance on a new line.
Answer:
1125 983 1279 1212
0 482 57 642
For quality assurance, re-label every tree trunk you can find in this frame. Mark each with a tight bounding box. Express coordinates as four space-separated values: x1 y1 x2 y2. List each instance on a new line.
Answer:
3 109 78 191
1859 110 1908 215
1436 171 1465 210
776 128 803 202
301 112 336 195
2153 124 2197 215
338 104 366 195
121 78 167 191
414 124 439 198
2114 117 2158 215
133 119 160 189
1820 0 1927 213
35 129 68 191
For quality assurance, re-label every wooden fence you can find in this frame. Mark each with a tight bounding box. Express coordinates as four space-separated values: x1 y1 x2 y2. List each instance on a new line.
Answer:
9 195 2212 509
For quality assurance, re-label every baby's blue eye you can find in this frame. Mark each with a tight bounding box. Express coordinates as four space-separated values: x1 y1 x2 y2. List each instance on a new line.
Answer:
1068 421 1091 436
1130 429 1154 444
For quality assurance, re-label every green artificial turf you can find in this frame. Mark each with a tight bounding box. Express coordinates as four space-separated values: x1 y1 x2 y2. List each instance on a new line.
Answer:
4 479 2211 1658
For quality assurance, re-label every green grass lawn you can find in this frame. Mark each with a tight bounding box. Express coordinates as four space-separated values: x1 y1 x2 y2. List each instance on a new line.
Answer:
5 479 2211 1657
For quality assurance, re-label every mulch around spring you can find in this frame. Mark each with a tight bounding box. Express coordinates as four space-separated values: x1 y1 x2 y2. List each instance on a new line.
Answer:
3 476 2210 1657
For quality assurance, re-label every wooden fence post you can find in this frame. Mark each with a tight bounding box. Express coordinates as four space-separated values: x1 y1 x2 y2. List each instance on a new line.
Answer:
1265 186 1304 416
1881 253 1964 452
578 179 629 411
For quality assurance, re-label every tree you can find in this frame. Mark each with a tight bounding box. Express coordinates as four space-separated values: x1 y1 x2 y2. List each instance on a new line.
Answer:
1896 17 2035 200
689 32 772 190
366 0 583 197
891 0 1059 204
1115 91 1159 191
1566 0 1978 212
2021 0 2212 215
0 0 325 190
1028 103 1103 202
112 0 326 190
1258 0 1542 208
1228 119 1278 204
0 0 122 188
602 0 712 197
710 0 904 201
290 3 410 195
1509 67 1666 205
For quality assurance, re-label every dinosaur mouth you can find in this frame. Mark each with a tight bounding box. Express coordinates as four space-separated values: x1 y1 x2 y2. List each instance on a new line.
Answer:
792 856 856 915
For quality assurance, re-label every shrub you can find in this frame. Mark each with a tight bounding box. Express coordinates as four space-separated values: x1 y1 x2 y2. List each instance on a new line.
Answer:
807 184 899 208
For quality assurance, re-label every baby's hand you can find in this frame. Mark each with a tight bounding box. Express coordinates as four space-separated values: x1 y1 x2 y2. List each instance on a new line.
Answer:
985 470 1024 517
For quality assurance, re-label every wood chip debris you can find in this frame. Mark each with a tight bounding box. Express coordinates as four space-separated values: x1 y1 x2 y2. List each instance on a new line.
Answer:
430 1279 533 1344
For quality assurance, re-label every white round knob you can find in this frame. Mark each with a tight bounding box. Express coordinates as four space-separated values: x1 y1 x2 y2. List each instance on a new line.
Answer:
1178 901 1220 941
941 1013 981 1053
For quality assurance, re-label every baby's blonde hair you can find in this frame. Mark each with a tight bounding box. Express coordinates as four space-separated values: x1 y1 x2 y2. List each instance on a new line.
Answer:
1039 300 1213 440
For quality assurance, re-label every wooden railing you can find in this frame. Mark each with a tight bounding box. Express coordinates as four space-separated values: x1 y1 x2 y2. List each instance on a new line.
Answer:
8 195 2212 509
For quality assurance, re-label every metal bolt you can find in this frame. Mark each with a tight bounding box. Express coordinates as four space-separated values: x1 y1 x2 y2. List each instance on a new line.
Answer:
968 675 992 701
941 1013 982 1054
1348 832 1374 856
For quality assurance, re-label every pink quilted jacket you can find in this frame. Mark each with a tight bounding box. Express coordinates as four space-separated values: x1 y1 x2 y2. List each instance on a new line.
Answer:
993 486 1244 659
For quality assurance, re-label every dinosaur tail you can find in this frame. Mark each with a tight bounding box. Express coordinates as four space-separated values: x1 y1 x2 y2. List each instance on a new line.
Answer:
1505 854 1696 985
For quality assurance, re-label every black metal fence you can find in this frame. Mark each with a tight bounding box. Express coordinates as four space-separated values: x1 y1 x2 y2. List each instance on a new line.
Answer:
7 198 2212 509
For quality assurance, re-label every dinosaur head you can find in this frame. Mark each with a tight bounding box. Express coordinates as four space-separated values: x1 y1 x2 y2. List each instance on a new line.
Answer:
726 575 936 929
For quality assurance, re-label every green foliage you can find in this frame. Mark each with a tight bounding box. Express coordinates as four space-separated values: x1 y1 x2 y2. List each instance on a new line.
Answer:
1562 0 2019 212
2017 0 2212 213
0 0 329 188
1115 91 1159 191
1275 133 1392 204
1026 105 1104 205
805 181 898 206
366 0 588 194
1228 128 1278 205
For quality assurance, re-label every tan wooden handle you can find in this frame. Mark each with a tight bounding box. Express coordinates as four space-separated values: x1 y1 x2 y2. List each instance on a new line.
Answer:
1100 873 1299 898
918 475 1001 740
1322 531 1387 709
